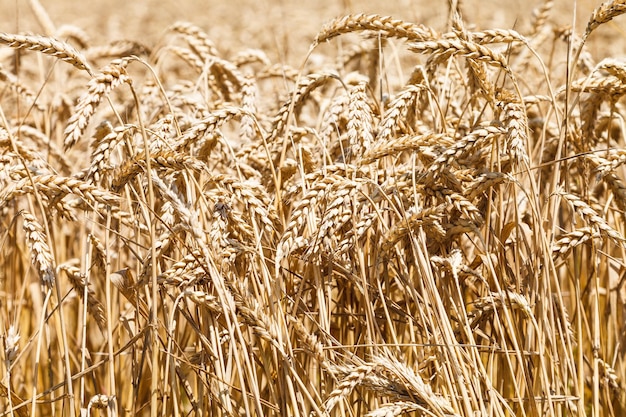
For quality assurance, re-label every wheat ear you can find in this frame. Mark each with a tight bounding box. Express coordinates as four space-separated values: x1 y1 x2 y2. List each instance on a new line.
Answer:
314 14 438 45
64 58 132 150
0 32 92 74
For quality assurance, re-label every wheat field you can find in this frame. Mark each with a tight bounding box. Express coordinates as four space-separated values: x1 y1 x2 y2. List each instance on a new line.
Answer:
1 0 626 416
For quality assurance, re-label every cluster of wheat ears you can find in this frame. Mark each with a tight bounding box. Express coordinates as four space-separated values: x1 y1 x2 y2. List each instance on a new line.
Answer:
2 0 626 416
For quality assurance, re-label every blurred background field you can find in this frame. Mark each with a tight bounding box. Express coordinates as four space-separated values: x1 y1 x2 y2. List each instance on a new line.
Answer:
0 0 624 63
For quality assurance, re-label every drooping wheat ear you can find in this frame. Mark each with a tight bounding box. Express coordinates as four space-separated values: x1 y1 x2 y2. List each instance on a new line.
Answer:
598 58 626 83
410 38 511 75
362 133 444 164
267 72 339 143
336 212 377 255
374 356 458 416
208 196 236 265
376 84 425 142
320 91 348 145
565 74 626 97
584 0 626 42
305 178 363 259
0 174 119 212
465 172 512 201
182 288 222 314
599 170 626 211
169 21 219 60
64 58 132 150
151 174 206 244
585 154 626 210
431 249 485 284
557 191 626 246
322 363 377 415
346 79 374 162
383 204 446 251
88 233 106 273
314 14 439 45
427 125 505 176
0 32 92 74
552 227 601 258
276 175 337 264
444 192 483 226
226 278 288 356
450 28 528 46
472 290 533 320
20 211 55 286
289 317 334 372
158 250 204 287
255 62 299 81
58 264 106 330
0 64 45 112
209 56 245 100
86 122 137 184
209 174 278 229
168 45 206 70
175 106 255 152
587 149 626 175
112 149 208 193
578 93 604 149
0 128 42 166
